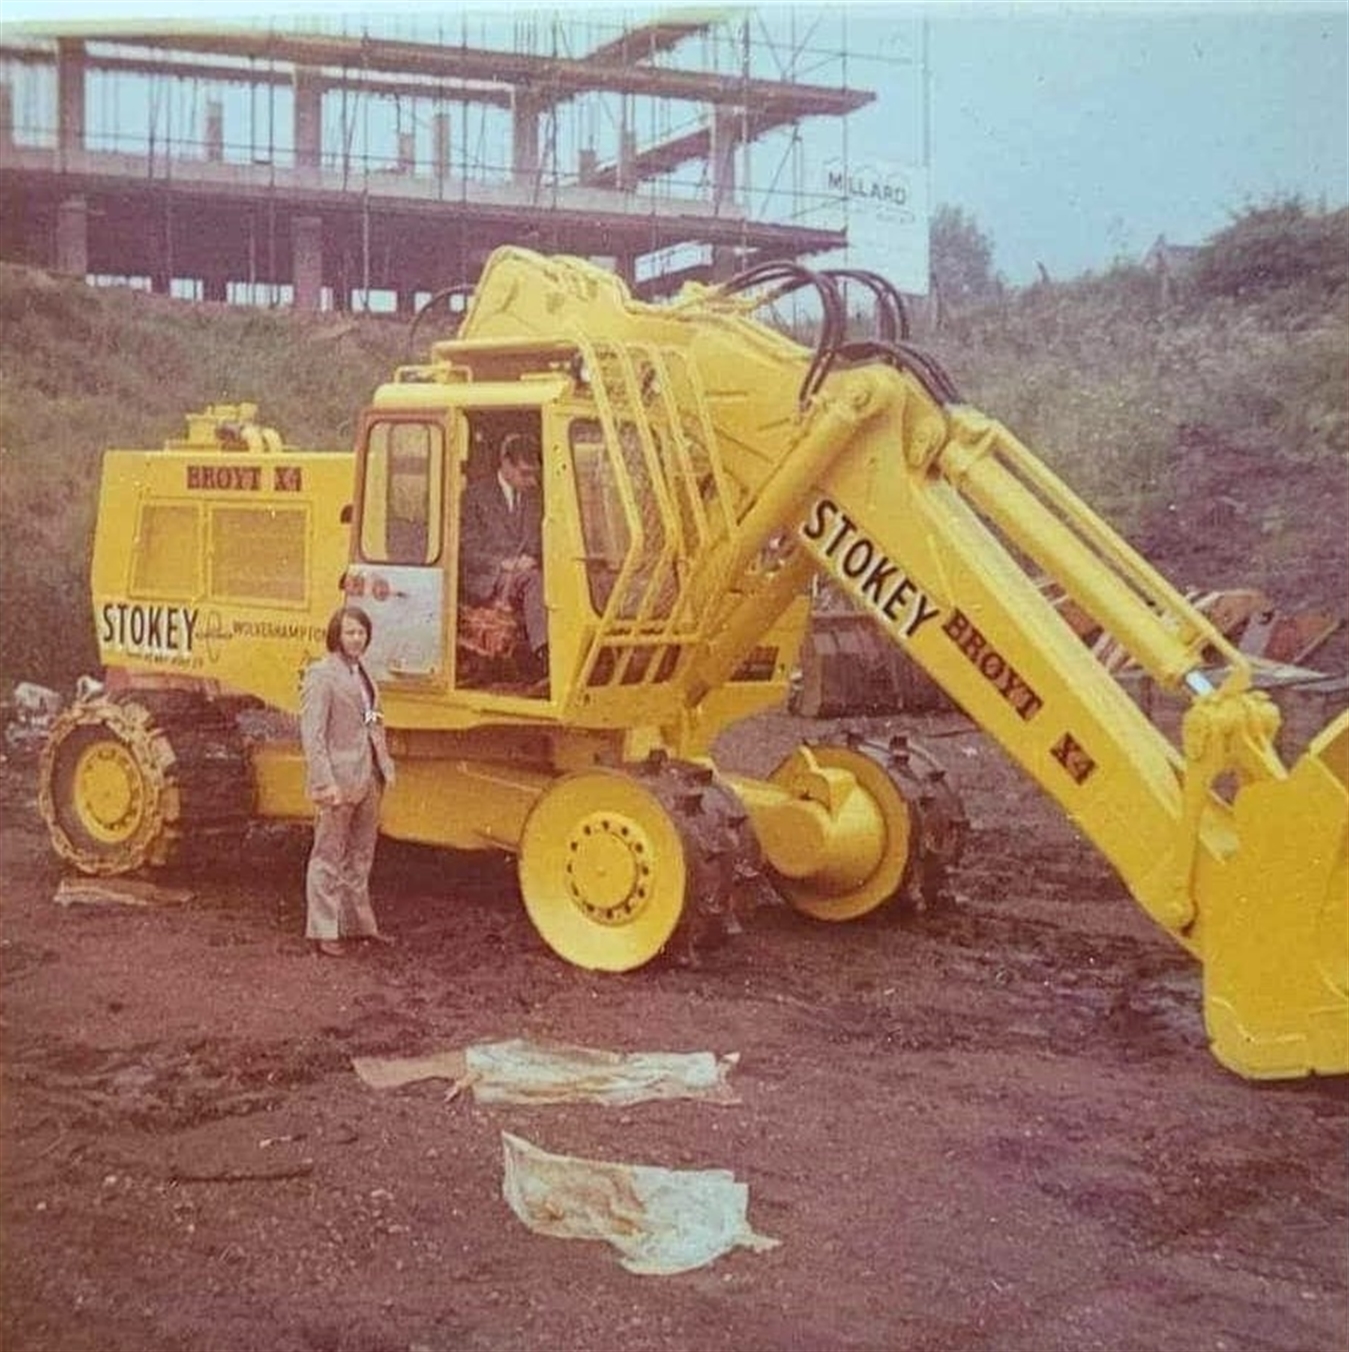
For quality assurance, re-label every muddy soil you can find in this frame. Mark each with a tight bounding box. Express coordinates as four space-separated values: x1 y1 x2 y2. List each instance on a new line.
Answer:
2 707 1345 1352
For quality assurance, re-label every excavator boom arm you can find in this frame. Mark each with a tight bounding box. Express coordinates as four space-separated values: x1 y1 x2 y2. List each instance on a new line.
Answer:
449 247 1347 1078
776 364 1347 1080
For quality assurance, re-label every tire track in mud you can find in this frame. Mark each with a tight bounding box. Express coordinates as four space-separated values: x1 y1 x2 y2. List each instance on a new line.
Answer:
978 1092 1349 1298
4 739 1348 1352
4 1034 350 1133
692 883 1206 1068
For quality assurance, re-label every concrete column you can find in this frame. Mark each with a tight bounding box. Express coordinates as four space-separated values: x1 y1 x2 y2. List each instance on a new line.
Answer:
396 287 418 317
205 99 224 162
55 196 88 277
578 146 598 185
711 106 741 281
397 131 415 175
203 273 228 302
152 199 173 294
293 214 323 312
712 107 739 210
432 113 451 180
56 39 86 161
293 66 322 180
0 82 13 150
511 92 539 186
617 129 637 192
613 90 642 192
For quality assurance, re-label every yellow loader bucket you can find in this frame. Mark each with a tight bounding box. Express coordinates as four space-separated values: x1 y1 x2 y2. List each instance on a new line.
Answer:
1202 709 1349 1079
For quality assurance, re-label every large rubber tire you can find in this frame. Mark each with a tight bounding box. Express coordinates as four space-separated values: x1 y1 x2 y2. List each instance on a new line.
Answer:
38 698 180 876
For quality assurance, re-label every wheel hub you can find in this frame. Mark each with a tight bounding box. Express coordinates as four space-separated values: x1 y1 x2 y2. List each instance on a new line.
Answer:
75 741 145 843
565 813 652 925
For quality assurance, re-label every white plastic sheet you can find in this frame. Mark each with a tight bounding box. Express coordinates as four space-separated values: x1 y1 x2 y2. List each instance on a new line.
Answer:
501 1131 779 1275
351 1050 467 1091
54 877 194 908
353 1038 739 1106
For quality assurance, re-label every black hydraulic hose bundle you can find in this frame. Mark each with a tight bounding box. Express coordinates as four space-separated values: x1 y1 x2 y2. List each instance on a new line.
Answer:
717 261 848 409
719 261 958 409
822 268 911 342
834 339 962 407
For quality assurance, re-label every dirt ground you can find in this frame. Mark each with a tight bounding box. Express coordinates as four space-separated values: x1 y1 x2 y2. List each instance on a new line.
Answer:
2 697 1346 1352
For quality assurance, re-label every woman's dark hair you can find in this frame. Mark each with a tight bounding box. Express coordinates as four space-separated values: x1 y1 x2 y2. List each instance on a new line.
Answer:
325 605 373 652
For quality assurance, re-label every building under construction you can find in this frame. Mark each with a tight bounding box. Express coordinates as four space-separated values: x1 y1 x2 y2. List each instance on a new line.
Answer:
0 12 890 311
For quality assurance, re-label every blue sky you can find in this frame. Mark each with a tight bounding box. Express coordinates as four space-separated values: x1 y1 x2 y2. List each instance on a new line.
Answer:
909 3 1348 280
3 2 1345 284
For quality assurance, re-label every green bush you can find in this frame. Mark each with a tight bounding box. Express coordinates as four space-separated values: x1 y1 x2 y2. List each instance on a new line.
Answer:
1189 198 1349 304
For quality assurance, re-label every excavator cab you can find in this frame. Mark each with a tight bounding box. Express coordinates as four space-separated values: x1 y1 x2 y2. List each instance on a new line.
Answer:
344 396 551 699
343 338 804 737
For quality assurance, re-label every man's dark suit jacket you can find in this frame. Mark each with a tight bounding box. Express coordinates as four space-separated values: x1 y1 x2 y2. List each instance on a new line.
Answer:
459 473 543 605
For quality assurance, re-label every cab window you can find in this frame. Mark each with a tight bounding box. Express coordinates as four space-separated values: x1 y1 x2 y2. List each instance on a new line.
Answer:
360 420 444 564
568 417 676 619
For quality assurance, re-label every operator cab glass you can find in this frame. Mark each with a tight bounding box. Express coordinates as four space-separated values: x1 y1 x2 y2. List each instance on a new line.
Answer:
359 419 443 566
567 417 677 621
348 416 447 682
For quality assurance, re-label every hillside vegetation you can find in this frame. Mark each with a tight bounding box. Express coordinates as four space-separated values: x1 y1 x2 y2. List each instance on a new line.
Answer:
1 202 1345 691
936 201 1348 516
0 279 408 689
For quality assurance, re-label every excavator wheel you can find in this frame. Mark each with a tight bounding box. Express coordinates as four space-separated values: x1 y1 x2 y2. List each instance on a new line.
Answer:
517 754 762 971
38 691 255 877
650 755 765 959
518 768 688 971
769 732 967 922
38 696 182 875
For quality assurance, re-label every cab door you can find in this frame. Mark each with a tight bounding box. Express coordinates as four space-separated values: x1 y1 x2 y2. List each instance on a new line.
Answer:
346 415 447 681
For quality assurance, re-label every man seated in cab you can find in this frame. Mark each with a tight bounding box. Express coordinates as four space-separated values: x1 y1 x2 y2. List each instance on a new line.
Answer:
458 431 548 680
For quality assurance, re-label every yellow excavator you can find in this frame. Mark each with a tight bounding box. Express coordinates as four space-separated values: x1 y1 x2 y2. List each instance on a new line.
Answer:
38 248 1347 1081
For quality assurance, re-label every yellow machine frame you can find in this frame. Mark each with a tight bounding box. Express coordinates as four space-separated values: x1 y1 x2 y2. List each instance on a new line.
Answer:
40 254 1348 1082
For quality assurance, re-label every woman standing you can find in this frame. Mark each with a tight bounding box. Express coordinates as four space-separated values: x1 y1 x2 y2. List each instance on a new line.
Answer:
300 606 396 957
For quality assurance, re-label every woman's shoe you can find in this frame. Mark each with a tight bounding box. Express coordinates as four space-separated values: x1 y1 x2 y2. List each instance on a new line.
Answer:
362 932 396 947
313 939 346 958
